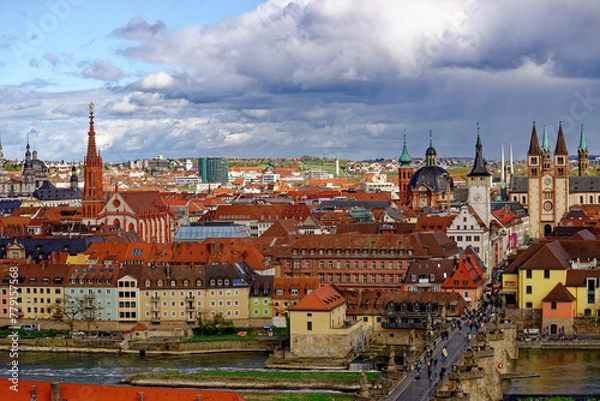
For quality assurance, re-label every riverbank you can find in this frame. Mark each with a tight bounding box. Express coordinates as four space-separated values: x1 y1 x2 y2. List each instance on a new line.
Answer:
121 371 382 393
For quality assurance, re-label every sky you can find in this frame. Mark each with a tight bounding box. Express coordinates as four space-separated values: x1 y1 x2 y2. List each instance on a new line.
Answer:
1 0 600 163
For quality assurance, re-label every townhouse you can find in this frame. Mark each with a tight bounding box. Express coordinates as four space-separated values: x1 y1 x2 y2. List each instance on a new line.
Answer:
64 264 121 322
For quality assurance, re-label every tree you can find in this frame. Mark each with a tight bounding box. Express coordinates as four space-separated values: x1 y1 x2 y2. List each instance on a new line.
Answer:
51 294 102 334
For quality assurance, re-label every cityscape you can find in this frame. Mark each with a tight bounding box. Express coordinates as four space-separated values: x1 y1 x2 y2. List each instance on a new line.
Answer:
1 1 600 401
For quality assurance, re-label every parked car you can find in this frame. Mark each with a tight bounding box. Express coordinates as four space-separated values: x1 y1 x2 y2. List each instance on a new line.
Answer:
95 330 113 338
71 330 85 336
21 324 35 333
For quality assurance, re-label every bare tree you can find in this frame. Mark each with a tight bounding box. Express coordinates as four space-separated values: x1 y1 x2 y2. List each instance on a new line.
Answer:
51 294 102 335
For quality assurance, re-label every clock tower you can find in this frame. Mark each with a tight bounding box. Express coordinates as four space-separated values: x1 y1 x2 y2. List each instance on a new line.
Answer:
527 121 570 239
466 124 492 227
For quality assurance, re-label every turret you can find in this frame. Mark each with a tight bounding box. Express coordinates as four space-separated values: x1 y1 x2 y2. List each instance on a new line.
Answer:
578 124 588 176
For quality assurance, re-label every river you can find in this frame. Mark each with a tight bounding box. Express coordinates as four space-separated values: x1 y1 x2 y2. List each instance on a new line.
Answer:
2 349 599 395
503 348 600 395
0 351 270 384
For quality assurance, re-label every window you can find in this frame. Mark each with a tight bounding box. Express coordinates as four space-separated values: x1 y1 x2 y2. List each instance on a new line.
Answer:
526 302 533 308
526 286 532 294
551 301 557 310
307 321 312 331
526 270 532 279
544 270 550 279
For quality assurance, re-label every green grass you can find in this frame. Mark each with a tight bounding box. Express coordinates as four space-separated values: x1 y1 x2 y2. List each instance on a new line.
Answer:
190 371 380 382
185 333 257 342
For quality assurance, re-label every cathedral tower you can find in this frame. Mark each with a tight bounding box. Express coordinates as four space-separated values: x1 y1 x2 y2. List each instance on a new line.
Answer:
398 129 413 205
578 124 589 176
527 121 570 240
82 102 105 224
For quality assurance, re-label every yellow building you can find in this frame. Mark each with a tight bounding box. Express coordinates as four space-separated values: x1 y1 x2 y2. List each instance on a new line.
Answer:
503 233 600 325
18 264 71 320
289 284 362 358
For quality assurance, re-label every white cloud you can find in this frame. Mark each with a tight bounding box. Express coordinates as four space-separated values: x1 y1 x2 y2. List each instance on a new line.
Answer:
139 72 176 90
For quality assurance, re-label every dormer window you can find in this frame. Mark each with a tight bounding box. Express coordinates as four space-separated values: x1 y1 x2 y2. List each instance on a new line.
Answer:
183 280 189 286
157 279 163 287
170 280 176 287
224 279 230 286
145 279 151 287
196 279 202 286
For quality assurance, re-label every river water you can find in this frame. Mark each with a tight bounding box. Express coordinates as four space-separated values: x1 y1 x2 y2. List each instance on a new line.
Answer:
0 351 270 384
503 348 600 395
2 349 599 395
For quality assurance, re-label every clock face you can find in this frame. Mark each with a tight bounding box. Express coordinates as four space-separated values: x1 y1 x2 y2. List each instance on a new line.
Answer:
543 201 553 211
474 194 483 202
544 178 551 186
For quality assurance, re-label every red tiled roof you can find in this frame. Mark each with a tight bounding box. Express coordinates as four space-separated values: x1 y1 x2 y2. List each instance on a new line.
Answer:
542 282 576 302
290 284 346 311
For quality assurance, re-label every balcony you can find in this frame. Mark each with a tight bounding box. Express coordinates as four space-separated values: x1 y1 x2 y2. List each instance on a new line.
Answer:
151 296 160 301
186 306 195 312
151 306 160 312
185 295 195 302
151 316 161 324
84 294 95 299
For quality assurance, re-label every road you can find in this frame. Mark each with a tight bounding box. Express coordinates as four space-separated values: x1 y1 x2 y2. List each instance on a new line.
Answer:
385 324 474 401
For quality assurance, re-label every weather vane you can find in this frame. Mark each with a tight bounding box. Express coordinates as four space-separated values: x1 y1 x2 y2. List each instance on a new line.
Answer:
89 102 94 112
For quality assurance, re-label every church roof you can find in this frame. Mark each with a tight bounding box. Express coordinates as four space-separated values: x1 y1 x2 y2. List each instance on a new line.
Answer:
33 180 81 201
409 165 454 193
508 175 600 194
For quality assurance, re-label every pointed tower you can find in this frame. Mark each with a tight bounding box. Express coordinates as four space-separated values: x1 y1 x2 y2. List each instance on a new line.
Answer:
541 124 552 172
500 143 505 184
527 121 542 239
578 124 588 176
466 123 492 226
82 102 105 224
552 121 569 231
398 128 413 205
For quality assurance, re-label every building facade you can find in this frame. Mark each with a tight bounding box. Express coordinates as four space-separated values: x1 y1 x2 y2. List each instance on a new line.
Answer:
198 157 229 184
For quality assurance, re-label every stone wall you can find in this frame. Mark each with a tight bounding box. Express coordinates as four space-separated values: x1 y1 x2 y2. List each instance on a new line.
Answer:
291 328 363 358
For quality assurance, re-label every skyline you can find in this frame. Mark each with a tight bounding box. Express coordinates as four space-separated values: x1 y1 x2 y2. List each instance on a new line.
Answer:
1 0 599 163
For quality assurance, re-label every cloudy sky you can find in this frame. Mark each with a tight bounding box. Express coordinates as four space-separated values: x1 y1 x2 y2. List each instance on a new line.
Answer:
1 0 599 163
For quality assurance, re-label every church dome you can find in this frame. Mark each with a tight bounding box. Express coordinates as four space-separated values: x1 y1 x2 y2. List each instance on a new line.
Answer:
409 165 454 193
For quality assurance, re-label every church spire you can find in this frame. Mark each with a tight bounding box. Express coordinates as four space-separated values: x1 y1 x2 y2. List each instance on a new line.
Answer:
578 123 588 151
528 121 541 155
87 102 97 159
541 124 550 152
555 120 568 155
399 128 412 166
467 122 491 177
425 130 437 166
